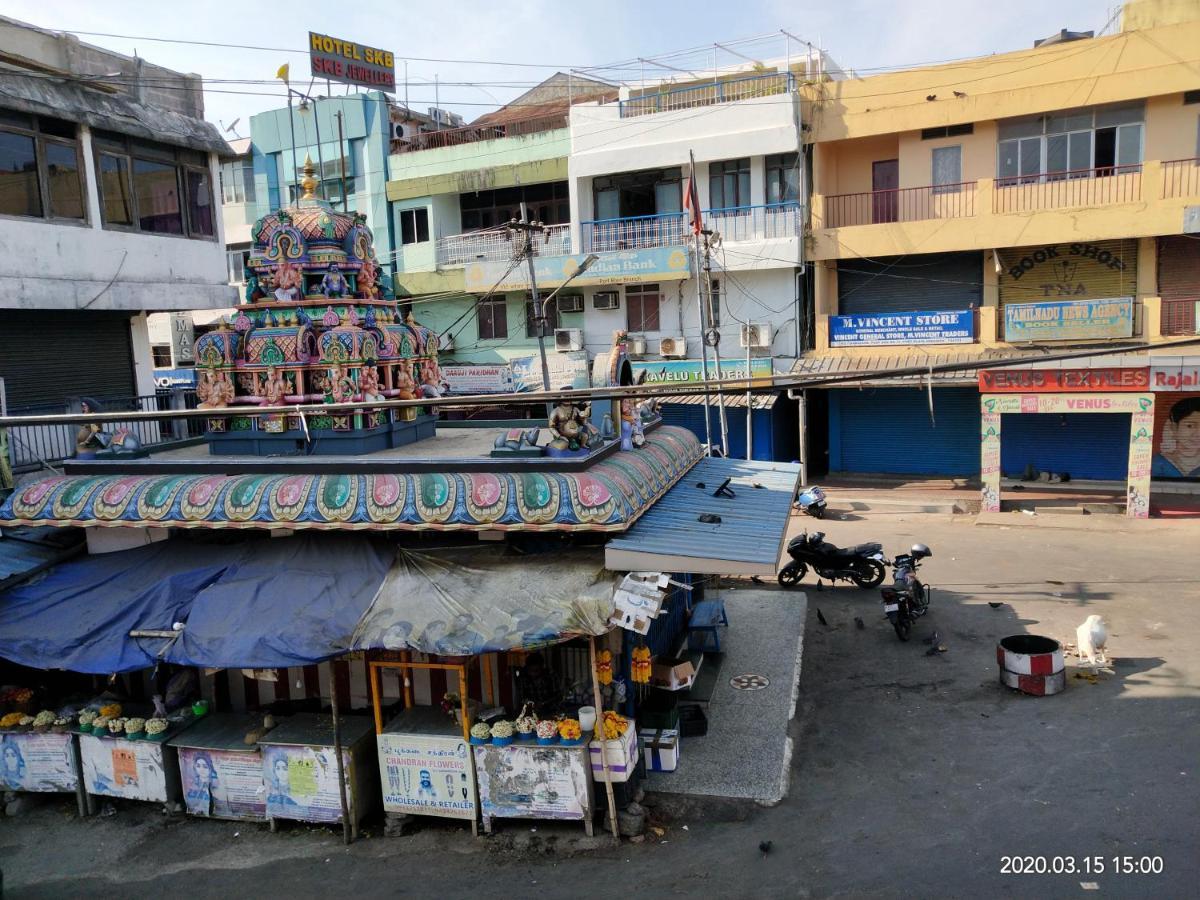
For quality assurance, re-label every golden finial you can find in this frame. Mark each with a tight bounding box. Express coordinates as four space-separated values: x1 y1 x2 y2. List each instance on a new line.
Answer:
300 154 318 200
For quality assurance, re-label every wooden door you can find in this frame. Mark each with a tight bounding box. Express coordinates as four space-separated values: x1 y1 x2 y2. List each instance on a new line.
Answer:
872 159 899 224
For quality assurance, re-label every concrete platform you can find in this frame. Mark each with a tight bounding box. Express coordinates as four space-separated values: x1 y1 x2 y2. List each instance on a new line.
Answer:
644 587 806 805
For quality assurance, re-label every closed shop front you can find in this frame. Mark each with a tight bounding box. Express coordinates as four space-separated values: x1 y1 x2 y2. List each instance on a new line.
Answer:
660 395 798 462
1157 235 1200 335
999 413 1131 480
998 240 1138 306
828 386 980 476
838 251 982 315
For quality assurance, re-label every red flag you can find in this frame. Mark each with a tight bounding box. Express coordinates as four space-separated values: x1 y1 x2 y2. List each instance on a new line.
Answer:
684 161 702 236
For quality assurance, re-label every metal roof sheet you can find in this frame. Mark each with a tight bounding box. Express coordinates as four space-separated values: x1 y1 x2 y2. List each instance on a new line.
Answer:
661 393 779 410
605 457 800 576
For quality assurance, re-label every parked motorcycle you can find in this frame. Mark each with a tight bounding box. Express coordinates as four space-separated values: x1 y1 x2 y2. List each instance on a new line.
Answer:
794 485 827 518
778 531 887 589
881 544 933 641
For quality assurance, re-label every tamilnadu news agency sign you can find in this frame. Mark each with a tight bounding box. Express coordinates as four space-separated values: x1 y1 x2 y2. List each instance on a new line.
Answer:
309 32 396 93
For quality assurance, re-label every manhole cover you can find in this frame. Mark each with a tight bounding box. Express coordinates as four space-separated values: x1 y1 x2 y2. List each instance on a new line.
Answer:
730 674 770 691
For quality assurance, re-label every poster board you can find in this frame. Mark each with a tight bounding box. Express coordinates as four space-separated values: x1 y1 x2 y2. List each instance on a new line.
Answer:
1150 392 1200 479
80 734 175 802
177 747 266 821
473 744 591 823
377 732 477 820
0 732 77 793
261 743 354 823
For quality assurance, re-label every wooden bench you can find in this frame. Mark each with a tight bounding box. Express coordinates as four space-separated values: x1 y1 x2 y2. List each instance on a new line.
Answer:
687 598 729 652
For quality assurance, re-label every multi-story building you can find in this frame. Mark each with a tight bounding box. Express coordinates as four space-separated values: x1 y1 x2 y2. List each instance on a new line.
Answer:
796 0 1200 507
0 16 233 472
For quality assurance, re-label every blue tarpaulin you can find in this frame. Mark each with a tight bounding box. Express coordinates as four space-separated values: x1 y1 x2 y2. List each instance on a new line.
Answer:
0 535 394 673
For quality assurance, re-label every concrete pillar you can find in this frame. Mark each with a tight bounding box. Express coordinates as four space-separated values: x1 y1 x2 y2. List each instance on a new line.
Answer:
79 124 103 229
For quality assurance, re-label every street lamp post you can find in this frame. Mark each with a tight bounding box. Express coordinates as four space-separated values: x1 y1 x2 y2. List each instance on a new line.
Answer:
535 252 600 391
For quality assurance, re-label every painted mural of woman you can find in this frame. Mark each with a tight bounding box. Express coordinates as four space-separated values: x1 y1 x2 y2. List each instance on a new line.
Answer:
1152 397 1200 478
1 736 28 790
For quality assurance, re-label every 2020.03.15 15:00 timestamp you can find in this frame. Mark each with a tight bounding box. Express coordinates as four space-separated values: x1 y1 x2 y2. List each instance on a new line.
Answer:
1001 856 1164 875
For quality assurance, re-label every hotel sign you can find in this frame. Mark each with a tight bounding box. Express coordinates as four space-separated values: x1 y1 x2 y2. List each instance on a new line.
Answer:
464 247 691 293
1003 297 1134 342
309 32 396 93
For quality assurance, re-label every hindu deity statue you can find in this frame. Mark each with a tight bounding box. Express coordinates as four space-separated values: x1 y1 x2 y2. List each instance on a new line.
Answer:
325 364 356 404
273 261 303 302
547 399 599 456
259 366 288 407
359 362 385 402
321 263 349 299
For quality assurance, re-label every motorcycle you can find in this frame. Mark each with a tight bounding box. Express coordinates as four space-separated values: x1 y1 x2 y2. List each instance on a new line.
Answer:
881 544 933 641
794 485 827 518
778 531 887 589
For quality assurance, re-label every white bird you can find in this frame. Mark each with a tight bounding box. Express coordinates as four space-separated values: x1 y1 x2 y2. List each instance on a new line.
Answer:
1076 615 1108 666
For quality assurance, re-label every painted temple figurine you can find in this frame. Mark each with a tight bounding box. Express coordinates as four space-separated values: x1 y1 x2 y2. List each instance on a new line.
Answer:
320 263 349 299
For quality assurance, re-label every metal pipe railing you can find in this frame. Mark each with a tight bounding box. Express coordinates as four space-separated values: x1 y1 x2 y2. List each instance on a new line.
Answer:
823 182 977 228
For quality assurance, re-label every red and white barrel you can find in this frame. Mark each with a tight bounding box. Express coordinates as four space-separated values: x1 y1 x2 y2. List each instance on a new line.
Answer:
997 635 1065 696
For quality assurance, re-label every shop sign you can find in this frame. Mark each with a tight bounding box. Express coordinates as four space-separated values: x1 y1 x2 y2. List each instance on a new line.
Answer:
978 367 1149 392
154 368 197 389
0 732 76 793
464 247 690 293
1150 363 1200 391
510 350 590 392
377 733 477 820
178 748 266 820
170 313 195 364
309 32 396 92
440 364 513 395
829 310 974 347
1003 297 1134 342
630 357 773 385
263 744 354 823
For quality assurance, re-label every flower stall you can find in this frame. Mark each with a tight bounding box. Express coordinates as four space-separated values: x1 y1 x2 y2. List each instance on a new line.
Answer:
0 688 87 815
169 713 277 822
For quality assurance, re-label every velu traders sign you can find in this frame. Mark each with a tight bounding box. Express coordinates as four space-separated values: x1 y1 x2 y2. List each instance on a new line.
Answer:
309 32 396 93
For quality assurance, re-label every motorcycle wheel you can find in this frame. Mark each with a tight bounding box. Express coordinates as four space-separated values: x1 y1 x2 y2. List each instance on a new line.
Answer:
887 612 911 641
810 505 825 520
777 561 807 588
851 560 886 589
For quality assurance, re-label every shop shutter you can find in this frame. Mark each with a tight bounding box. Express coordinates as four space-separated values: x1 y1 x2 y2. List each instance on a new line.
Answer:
997 239 1138 307
838 251 982 315
0 311 136 410
660 403 751 460
1157 236 1200 334
832 387 981 476
999 413 1130 481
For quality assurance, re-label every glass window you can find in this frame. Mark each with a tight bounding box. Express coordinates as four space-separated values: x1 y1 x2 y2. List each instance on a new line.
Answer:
220 159 255 205
594 187 619 220
151 345 173 368
765 153 799 204
625 284 661 333
400 207 430 245
349 138 366 178
1116 123 1142 167
227 249 246 284
99 153 133 225
709 158 750 210
133 158 183 234
0 115 86 221
478 296 508 340
0 130 42 218
186 168 214 236
525 296 560 338
931 146 962 192
44 141 82 219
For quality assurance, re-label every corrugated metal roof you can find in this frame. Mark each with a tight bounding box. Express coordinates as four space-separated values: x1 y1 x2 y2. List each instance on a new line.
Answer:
0 528 84 591
661 393 778 410
605 457 800 576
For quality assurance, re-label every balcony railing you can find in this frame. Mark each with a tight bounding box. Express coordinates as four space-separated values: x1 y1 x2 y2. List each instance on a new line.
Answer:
393 113 568 153
824 182 976 228
1161 158 1200 199
1162 299 1199 336
704 202 802 241
993 164 1143 213
619 72 795 118
582 212 687 253
435 224 571 267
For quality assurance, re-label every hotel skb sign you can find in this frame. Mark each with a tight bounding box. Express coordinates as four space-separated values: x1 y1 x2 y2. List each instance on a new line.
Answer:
309 32 396 92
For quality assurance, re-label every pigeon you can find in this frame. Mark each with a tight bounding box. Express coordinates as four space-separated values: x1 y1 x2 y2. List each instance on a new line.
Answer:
953 90 967 98
988 601 1003 609
854 616 865 630
751 576 764 585
1076 615 1108 665
759 840 773 856
926 94 937 101
817 609 829 627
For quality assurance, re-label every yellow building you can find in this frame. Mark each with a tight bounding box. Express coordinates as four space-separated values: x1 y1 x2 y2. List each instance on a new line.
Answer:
795 0 1200 493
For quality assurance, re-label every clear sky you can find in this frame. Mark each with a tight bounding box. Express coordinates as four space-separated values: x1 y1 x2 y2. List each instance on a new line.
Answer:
4 0 1116 133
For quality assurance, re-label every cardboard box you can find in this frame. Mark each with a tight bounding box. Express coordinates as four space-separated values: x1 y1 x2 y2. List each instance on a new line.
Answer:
639 727 680 772
649 658 696 691
588 719 637 782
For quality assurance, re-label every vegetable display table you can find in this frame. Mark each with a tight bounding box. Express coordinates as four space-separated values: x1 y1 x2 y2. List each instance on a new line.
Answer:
473 743 593 836
377 706 478 833
169 714 269 822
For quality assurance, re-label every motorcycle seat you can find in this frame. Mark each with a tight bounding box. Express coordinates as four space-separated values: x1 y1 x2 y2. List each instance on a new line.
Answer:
832 542 881 556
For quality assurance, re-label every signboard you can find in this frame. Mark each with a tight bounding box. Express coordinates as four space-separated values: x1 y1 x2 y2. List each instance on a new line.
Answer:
154 368 197 389
309 32 396 93
178 747 266 820
978 368 1150 392
1003 297 1134 342
1152 392 1200 478
464 247 690 293
1150 363 1200 391
262 743 353 823
510 351 590 392
170 312 195 364
630 357 773 386
80 734 170 802
829 310 974 347
440 364 514 395
474 744 591 823
0 733 77 793
377 733 477 820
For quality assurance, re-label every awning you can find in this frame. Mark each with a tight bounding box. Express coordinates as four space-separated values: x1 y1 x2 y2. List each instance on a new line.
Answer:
351 546 616 655
661 393 778 410
605 457 800 576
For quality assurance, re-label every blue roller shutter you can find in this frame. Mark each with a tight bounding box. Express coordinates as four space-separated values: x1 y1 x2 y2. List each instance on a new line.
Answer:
659 403 779 461
831 387 980 475
838 251 982 315
1000 413 1129 481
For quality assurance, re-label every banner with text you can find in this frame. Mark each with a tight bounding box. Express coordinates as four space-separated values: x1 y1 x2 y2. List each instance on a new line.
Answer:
830 310 974 347
630 357 774 386
309 32 395 92
464 247 690 293
978 367 1149 392
378 733 477 820
440 364 514 395
1003 297 1134 342
510 351 590 392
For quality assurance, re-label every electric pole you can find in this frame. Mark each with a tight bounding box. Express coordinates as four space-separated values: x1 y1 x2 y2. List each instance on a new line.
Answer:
508 202 552 396
702 230 730 457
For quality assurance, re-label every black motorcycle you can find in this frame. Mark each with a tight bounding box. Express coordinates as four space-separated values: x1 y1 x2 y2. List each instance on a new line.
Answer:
778 531 887 589
881 543 932 641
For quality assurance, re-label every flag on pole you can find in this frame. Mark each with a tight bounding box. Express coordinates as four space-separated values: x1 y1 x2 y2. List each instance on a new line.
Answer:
684 153 703 235
276 63 290 83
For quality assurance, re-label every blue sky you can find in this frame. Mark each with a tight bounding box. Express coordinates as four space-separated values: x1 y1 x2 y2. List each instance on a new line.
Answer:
5 0 1115 131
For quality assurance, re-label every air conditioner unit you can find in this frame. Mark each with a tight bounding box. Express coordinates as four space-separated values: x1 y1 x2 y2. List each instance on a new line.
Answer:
658 335 687 358
554 328 584 352
556 293 584 314
390 122 411 141
740 323 771 349
593 291 620 311
629 337 648 356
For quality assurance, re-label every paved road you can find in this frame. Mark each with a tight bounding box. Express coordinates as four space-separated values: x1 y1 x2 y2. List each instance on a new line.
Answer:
3 512 1198 898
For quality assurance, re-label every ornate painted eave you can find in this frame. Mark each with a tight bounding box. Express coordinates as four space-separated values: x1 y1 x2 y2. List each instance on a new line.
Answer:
0 428 703 533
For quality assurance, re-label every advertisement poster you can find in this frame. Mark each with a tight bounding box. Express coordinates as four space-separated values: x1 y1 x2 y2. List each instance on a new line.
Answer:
630 357 773 386
980 411 1002 513
440 364 513 395
0 733 77 793
178 747 266 820
474 745 590 822
464 246 690 292
377 733 476 820
1003 297 1134 342
80 734 169 802
830 310 974 347
262 744 352 823
1151 393 1200 479
510 351 590 392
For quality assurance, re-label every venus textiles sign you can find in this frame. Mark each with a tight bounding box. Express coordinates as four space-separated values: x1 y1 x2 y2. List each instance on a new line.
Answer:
1003 297 1134 342
829 310 974 347
309 32 396 92
978 368 1150 393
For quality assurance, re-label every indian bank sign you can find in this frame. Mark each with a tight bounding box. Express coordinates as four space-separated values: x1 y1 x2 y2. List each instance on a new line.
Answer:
309 32 396 93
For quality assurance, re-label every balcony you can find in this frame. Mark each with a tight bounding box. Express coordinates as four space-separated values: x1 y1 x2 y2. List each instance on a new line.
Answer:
824 182 976 228
433 224 571 268
992 164 1142 213
582 202 801 253
392 113 568 154
619 72 794 118
1162 157 1200 199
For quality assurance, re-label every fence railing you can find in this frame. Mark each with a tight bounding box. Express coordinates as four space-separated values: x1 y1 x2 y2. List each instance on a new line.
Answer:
393 113 568 153
582 212 687 253
1162 299 1199 336
436 224 571 267
1161 158 1200 199
993 164 1143 213
824 182 976 228
619 72 795 118
704 202 802 241
5 391 201 473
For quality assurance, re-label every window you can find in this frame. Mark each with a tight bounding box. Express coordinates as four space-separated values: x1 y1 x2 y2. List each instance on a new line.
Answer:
921 123 973 140
997 102 1144 184
931 146 962 193
460 182 570 231
185 168 214 237
399 207 430 245
593 168 681 220
765 153 800 205
709 158 750 210
226 249 248 284
707 278 721 327
525 296 560 338
625 284 661 333
133 158 183 234
99 153 133 224
0 111 85 221
477 296 508 340
93 131 213 237
219 158 256 204
151 345 173 368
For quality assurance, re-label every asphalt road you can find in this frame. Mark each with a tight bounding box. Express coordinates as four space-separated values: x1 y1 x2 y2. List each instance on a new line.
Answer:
3 510 1199 898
